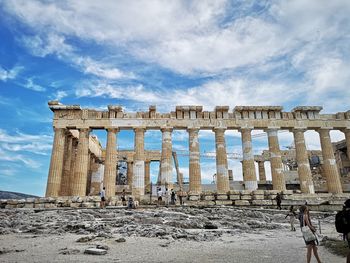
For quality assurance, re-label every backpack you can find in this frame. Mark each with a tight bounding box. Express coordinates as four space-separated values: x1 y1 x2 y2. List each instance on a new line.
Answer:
335 209 350 233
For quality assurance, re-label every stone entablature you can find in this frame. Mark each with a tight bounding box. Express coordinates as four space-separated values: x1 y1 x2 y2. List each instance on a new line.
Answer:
49 101 350 130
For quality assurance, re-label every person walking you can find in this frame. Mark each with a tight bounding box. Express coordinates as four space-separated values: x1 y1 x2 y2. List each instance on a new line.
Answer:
299 205 322 263
275 192 282 210
121 189 127 206
100 187 106 209
285 205 297 231
342 199 350 263
171 189 176 205
157 187 163 206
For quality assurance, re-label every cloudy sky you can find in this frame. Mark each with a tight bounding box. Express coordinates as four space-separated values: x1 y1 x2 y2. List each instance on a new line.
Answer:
0 0 349 196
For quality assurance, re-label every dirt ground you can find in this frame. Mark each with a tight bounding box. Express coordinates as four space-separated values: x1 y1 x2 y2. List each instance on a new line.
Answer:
0 207 347 262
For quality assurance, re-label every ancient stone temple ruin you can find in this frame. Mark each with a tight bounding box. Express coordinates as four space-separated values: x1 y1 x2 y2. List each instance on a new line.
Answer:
45 101 350 202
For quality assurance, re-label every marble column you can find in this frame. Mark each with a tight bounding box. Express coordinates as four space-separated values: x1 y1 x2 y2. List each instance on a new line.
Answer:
240 128 258 190
188 128 201 194
214 128 230 193
86 152 93 195
144 161 151 193
160 128 173 188
257 161 266 182
68 139 78 196
343 129 350 163
90 158 102 195
46 128 66 197
318 128 342 193
103 128 118 197
133 128 145 198
71 128 90 196
127 161 133 189
266 129 286 191
293 129 314 194
60 132 73 196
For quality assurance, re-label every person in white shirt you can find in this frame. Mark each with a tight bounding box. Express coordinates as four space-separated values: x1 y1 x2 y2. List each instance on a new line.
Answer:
157 188 163 206
100 187 106 209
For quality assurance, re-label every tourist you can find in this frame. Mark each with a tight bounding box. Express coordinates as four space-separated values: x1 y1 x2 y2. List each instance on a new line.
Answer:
171 189 176 205
299 205 322 263
100 187 106 209
157 187 163 206
285 205 297 231
127 197 135 209
121 189 126 206
343 199 350 263
275 192 282 210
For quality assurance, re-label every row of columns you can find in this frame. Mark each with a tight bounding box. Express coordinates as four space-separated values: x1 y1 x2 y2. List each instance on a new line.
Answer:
46 127 347 198
46 128 102 197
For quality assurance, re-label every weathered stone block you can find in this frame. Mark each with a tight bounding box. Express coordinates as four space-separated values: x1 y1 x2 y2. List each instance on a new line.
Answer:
282 190 293 195
234 200 250 206
228 190 241 195
199 201 215 206
215 200 233 205
252 195 264 200
240 195 252 200
240 190 252 195
203 195 215 201
216 194 229 200
228 195 240 200
70 202 81 208
44 203 57 208
8 200 18 205
252 190 264 195
188 195 200 201
5 204 16 209
34 203 45 208
81 202 95 208
23 203 34 208
252 200 272 205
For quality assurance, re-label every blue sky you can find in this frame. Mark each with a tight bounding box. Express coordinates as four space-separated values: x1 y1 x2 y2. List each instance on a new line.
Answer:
0 0 350 196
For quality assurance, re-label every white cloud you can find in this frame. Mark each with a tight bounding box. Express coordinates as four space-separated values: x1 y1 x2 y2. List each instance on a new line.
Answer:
0 65 22 81
24 78 46 92
53 90 68 100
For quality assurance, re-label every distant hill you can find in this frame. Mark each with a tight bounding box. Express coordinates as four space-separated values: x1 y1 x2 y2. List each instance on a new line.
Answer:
0 191 39 199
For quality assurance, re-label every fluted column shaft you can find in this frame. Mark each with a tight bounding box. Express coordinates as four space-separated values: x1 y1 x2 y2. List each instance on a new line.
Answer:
344 129 350 163
127 161 133 188
214 128 230 193
86 152 92 195
60 133 73 196
144 161 151 193
241 129 258 190
133 128 145 198
68 139 78 195
267 129 286 191
258 161 266 182
90 158 102 195
160 128 173 187
104 128 118 197
46 128 66 197
71 128 90 196
293 129 314 193
188 128 201 194
318 129 342 193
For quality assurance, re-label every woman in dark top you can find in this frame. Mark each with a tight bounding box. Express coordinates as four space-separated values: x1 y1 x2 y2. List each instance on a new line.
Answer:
299 205 322 263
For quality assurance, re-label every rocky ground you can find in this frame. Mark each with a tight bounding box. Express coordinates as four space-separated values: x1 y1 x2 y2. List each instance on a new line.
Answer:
0 206 346 262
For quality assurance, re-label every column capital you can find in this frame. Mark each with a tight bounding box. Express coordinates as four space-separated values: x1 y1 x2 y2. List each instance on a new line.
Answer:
106 127 119 133
213 127 226 133
291 128 307 133
341 128 350 133
187 127 200 133
53 127 66 132
78 127 91 133
264 127 280 132
134 127 146 133
160 127 173 133
238 127 254 132
316 127 333 134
